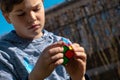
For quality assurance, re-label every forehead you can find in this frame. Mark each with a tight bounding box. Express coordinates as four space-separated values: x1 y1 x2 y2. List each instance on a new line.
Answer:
24 0 42 7
12 0 42 11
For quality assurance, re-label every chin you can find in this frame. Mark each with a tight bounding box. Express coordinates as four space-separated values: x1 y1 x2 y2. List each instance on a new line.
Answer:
32 32 43 39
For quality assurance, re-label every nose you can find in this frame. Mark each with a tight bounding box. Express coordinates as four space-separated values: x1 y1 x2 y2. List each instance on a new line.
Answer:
27 11 37 23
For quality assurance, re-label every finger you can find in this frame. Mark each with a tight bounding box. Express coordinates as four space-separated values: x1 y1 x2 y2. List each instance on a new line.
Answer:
54 58 63 66
48 46 64 56
71 44 85 52
72 43 80 47
74 47 85 52
49 53 64 64
74 52 87 62
49 58 64 68
41 42 65 65
42 47 63 65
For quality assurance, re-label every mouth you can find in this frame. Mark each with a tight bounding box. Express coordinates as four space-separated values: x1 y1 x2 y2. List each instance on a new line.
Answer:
28 24 40 30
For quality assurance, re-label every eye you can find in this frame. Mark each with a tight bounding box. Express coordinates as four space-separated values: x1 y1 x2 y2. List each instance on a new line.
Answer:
33 7 41 12
17 12 25 16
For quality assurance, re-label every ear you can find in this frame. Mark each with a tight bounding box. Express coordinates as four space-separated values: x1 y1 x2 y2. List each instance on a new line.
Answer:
2 12 11 24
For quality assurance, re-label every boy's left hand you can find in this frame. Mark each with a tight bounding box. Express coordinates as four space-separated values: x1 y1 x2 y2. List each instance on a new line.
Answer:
65 43 87 80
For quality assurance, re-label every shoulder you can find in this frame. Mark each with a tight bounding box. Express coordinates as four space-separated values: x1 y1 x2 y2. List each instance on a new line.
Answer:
44 30 71 43
0 31 17 48
0 32 16 60
43 30 62 42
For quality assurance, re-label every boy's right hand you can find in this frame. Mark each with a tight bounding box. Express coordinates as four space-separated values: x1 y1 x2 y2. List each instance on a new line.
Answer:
29 41 65 80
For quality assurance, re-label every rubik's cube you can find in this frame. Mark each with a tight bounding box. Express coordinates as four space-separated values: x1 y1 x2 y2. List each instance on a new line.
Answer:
62 45 74 65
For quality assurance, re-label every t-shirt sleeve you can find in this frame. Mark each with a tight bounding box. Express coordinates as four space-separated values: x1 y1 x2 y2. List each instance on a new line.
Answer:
0 62 16 80
0 51 28 80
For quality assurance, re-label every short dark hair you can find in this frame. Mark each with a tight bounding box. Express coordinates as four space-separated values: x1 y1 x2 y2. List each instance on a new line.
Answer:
0 0 24 13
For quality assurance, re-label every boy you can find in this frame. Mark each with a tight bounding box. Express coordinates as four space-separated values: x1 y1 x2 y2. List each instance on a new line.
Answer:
0 0 88 80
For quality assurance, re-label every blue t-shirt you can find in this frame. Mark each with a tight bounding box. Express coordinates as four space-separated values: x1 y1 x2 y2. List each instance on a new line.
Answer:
0 30 70 80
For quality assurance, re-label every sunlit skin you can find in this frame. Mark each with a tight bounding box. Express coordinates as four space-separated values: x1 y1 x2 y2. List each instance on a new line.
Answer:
3 0 87 80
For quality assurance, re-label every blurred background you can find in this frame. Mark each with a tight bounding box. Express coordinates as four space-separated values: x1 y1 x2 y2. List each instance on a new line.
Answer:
0 0 120 80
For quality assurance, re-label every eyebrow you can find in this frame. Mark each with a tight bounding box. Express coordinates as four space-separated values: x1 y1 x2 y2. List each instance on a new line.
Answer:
14 9 23 13
13 2 42 12
32 2 42 7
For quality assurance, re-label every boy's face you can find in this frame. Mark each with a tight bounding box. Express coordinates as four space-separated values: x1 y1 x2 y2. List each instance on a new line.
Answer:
3 0 45 39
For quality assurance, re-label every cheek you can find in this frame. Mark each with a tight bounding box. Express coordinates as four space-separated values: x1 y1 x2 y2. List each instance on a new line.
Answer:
12 18 26 28
38 14 45 23
39 9 45 22
41 12 45 21
10 16 19 23
14 17 26 24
